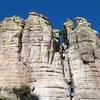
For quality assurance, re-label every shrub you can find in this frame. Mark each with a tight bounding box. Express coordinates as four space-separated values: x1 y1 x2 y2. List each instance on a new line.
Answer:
0 96 7 100
28 94 39 100
59 29 67 36
13 85 39 100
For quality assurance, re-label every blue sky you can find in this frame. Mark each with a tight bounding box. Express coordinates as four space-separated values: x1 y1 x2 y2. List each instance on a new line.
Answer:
0 0 100 32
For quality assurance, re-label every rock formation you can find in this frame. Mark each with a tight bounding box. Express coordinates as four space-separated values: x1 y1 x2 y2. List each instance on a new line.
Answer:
0 12 100 100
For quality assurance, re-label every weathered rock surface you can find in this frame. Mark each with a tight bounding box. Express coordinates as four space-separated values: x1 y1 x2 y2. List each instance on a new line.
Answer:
64 17 100 100
0 16 25 89
0 12 69 100
0 13 100 100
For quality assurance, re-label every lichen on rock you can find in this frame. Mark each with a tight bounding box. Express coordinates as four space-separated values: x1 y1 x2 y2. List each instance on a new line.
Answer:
0 13 100 100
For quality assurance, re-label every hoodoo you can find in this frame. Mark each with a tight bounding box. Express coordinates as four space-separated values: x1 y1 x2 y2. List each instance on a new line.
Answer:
0 12 100 100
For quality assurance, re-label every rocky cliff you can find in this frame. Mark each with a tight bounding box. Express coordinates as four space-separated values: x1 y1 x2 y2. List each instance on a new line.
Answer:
0 12 100 100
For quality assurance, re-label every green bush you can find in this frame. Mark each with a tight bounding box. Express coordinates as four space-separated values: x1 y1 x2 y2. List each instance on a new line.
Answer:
27 94 39 100
0 96 7 100
59 29 67 36
13 85 39 100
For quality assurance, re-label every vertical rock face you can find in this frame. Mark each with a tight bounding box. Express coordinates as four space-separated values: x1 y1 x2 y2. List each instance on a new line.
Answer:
0 12 68 100
21 12 68 100
64 17 100 100
0 13 100 100
0 16 25 89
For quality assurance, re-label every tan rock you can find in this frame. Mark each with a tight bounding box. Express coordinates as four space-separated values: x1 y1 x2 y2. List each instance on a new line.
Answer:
0 14 100 100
